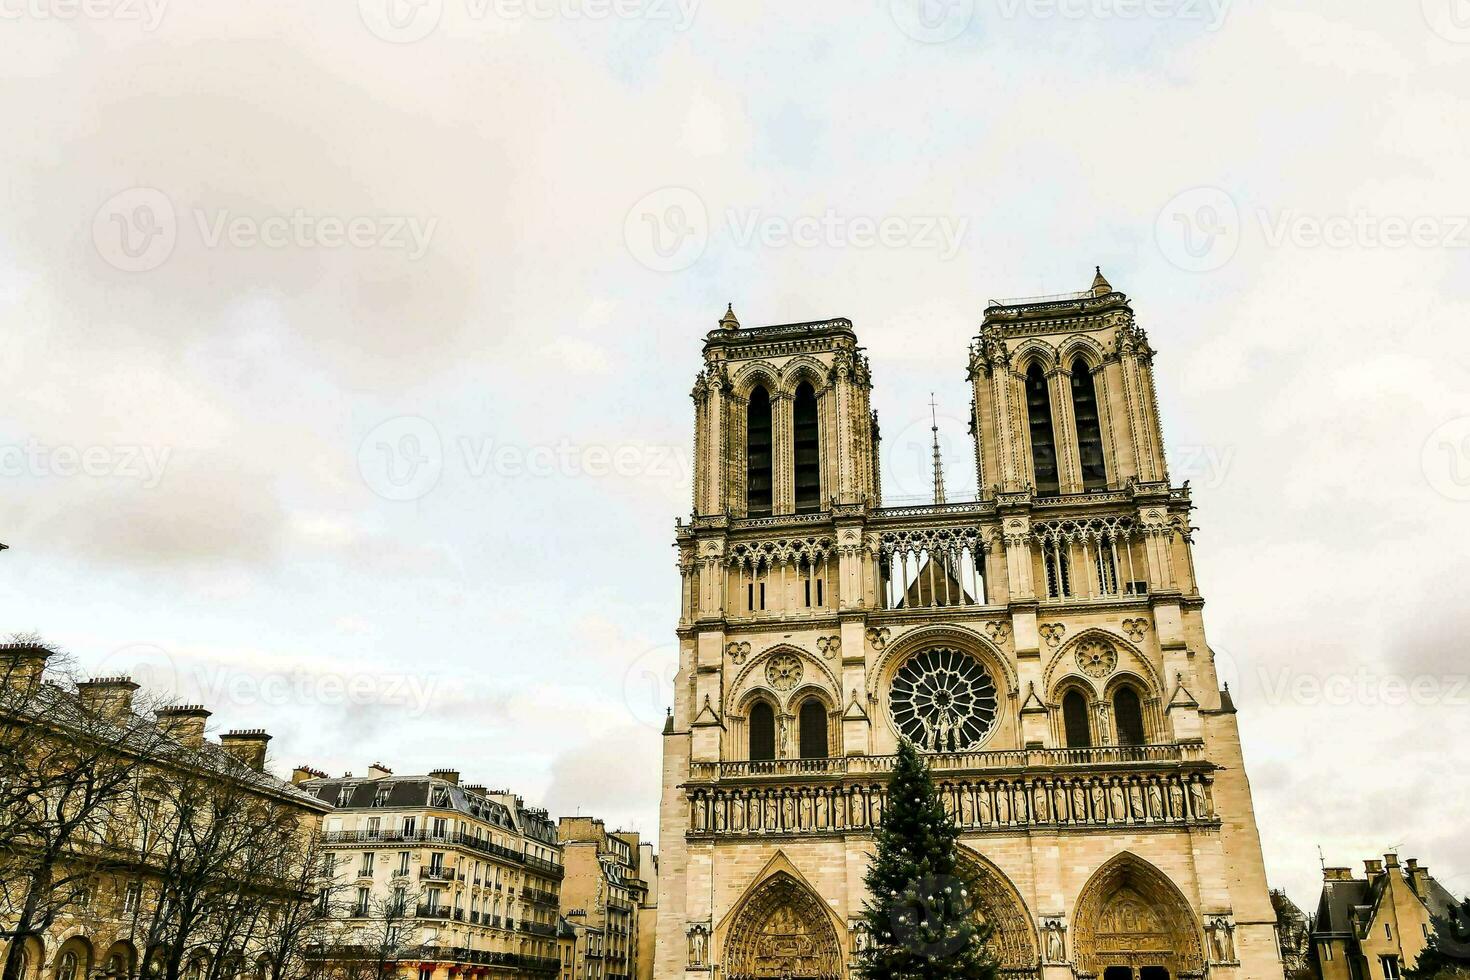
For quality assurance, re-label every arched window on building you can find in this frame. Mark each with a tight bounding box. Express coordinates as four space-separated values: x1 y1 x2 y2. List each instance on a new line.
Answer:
1062 690 1092 748
749 701 776 761
798 698 828 759
1113 686 1147 746
55 953 78 980
1025 363 1060 495
1070 357 1107 490
793 381 820 513
746 386 774 517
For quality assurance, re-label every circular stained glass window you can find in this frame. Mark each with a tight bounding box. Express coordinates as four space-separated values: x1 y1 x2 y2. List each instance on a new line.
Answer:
889 647 999 752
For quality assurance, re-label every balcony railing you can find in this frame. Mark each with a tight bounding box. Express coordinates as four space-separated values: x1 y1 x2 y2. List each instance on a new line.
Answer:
522 887 559 907
521 920 558 938
689 743 1202 781
419 866 454 882
320 828 563 878
416 904 451 920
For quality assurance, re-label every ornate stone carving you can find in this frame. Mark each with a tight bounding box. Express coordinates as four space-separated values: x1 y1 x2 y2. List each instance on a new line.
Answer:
765 654 802 691
984 621 1012 646
954 853 1040 973
1039 623 1067 648
1075 638 1118 679
889 648 999 753
1206 915 1238 964
865 626 891 651
1042 917 1068 964
727 641 751 665
1121 617 1149 642
686 920 711 969
1071 854 1206 979
816 635 841 659
723 872 842 980
688 771 1215 837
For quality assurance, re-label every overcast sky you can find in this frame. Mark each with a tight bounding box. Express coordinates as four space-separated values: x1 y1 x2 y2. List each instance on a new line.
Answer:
3 0 1469 910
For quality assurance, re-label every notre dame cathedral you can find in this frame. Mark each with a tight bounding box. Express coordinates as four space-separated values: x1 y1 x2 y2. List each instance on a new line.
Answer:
653 270 1283 980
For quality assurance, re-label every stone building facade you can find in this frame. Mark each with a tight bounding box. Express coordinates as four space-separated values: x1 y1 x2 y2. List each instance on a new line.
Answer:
300 767 563 979
1310 853 1465 980
0 643 330 980
555 820 652 980
653 274 1284 980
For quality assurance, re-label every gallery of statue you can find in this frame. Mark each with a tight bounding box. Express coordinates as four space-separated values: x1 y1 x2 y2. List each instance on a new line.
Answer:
653 272 1284 980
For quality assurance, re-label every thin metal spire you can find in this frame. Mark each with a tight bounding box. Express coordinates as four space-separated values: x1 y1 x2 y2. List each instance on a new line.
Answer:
929 393 946 505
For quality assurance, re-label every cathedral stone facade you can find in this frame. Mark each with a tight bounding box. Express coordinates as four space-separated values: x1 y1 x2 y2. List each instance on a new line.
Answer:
653 273 1284 980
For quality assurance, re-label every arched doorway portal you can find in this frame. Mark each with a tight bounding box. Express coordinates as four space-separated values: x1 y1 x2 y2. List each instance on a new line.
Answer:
1072 853 1205 980
954 847 1040 976
723 870 842 980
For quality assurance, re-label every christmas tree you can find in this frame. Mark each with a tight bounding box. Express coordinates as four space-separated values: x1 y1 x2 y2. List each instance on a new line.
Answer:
857 739 998 979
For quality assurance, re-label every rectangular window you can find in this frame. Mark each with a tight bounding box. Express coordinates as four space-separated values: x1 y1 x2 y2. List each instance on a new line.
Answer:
429 852 444 872
355 887 370 916
398 852 410 875
816 578 823 605
123 882 141 913
360 852 374 876
402 816 416 836
431 817 447 839
1381 956 1402 980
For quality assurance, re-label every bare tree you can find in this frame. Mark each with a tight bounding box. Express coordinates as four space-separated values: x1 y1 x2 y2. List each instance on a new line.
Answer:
0 644 173 980
137 751 315 980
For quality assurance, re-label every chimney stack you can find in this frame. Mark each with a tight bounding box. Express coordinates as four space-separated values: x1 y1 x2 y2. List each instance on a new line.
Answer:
0 641 53 693
1365 858 1385 882
367 762 394 779
219 729 272 772
1406 859 1431 898
292 765 328 785
77 676 141 722
155 705 211 748
1324 867 1354 882
429 768 460 786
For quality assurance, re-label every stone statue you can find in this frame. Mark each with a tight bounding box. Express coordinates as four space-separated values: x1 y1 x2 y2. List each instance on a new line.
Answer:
1043 918 1067 963
1189 777 1210 819
1147 780 1164 820
1207 916 1236 963
1168 779 1185 819
778 714 791 757
688 923 709 967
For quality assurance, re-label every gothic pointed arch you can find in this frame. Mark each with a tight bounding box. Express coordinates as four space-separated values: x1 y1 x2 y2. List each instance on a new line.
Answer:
1071 852 1206 979
717 854 844 980
954 846 1041 975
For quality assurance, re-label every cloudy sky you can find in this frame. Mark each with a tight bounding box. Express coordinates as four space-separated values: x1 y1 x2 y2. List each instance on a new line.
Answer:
3 0 1469 908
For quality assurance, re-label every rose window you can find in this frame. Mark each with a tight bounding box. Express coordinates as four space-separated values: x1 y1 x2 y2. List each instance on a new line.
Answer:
889 647 999 752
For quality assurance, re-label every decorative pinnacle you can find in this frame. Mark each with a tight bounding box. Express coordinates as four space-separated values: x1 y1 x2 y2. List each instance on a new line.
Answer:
1091 266 1113 297
718 303 740 330
929 393 946 506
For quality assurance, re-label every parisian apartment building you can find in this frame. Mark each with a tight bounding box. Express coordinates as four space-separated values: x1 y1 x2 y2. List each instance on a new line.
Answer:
555 819 653 980
298 765 564 979
0 642 330 980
